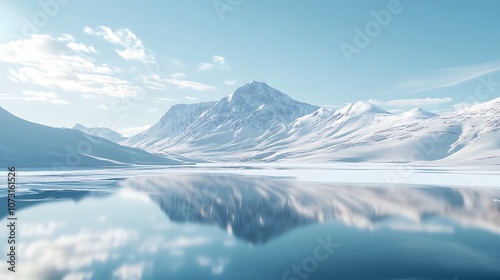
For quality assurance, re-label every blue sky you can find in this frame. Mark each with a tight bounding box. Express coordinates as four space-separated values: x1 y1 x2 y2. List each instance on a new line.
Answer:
0 0 499 135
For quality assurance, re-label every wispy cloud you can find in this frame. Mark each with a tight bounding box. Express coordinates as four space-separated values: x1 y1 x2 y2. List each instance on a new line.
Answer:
119 125 152 137
141 72 214 91
398 61 500 93
170 72 186 79
165 79 214 91
66 42 96 53
140 73 166 90
20 221 66 237
98 104 109 110
12 228 137 280
0 91 69 104
223 80 237 85
184 96 197 100
154 97 178 104
368 97 453 108
198 63 214 71
84 26 153 63
198 55 230 71
112 262 147 280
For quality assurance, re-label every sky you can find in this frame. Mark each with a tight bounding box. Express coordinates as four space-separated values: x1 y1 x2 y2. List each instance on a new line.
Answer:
0 0 499 136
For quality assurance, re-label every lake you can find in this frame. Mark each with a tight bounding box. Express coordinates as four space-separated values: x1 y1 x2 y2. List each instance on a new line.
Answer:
1 166 499 280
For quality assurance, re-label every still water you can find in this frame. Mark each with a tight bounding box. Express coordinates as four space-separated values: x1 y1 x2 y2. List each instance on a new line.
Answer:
1 172 499 280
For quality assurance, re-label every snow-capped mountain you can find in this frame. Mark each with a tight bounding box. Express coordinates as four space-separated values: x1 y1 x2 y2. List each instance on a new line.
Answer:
73 123 126 143
252 98 499 163
126 81 319 156
125 81 500 164
126 101 217 146
437 99 500 164
0 106 188 167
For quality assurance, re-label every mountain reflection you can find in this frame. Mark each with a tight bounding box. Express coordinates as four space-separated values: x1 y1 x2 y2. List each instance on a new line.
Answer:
120 174 500 243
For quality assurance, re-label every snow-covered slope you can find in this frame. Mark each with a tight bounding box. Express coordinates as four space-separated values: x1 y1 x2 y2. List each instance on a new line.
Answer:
73 123 126 143
126 101 217 146
256 98 499 163
437 98 500 164
0 107 188 167
125 81 500 164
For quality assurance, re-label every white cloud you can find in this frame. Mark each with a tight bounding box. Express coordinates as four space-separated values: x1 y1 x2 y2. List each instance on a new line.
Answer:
368 97 453 108
163 236 211 257
212 55 224 64
141 72 214 91
0 34 140 98
140 73 166 90
184 96 197 101
21 221 66 237
81 94 101 100
398 61 500 93
98 104 109 110
0 228 137 280
62 272 93 280
0 91 69 104
155 97 178 104
57 33 75 42
118 188 152 203
22 91 62 102
170 72 186 79
197 256 229 275
165 78 214 91
198 55 230 71
223 80 237 85
119 125 152 137
148 108 157 112
51 100 70 105
198 63 214 71
66 42 96 53
112 262 146 280
84 26 153 63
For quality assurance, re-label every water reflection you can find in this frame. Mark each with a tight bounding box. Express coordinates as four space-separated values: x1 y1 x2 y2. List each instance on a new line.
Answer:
0 172 499 280
121 173 500 242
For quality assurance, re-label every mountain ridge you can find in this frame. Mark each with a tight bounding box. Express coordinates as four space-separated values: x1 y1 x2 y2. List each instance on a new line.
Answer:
72 123 126 143
125 82 499 164
0 107 189 167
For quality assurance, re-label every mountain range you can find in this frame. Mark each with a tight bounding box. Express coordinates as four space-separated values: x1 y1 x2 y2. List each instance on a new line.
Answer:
2 81 498 166
0 106 188 167
73 123 126 143
125 81 500 164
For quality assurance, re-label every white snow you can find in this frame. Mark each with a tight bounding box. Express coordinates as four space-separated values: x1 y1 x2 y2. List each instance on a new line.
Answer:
123 81 500 164
0 106 189 167
73 123 126 143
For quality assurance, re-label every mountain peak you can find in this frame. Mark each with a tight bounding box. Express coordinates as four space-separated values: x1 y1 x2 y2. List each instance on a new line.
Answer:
237 80 272 93
73 123 87 130
340 101 388 115
405 107 438 118
228 81 285 102
246 80 270 88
